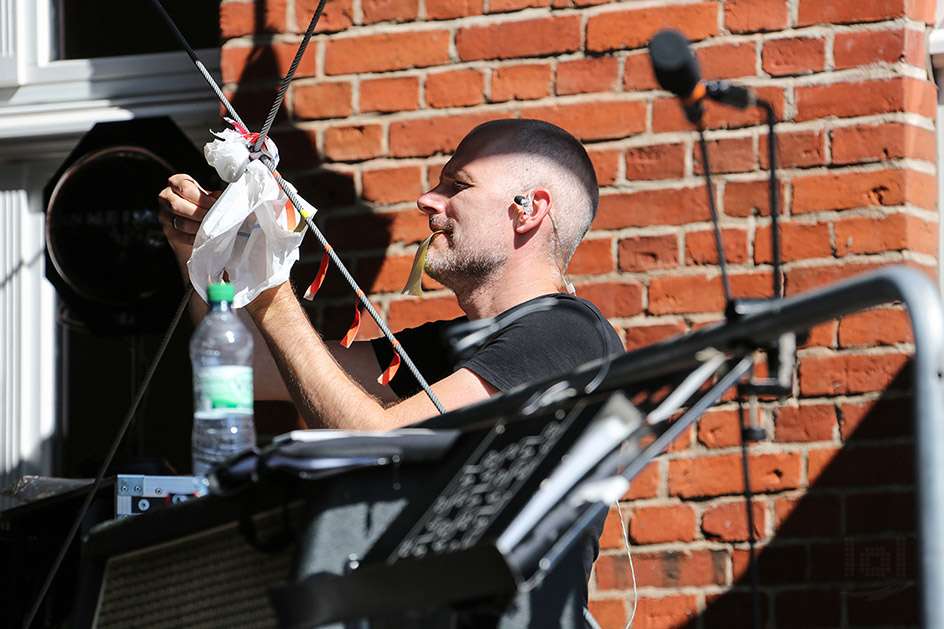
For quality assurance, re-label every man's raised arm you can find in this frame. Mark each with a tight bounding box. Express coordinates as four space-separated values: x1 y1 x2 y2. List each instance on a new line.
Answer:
245 281 498 431
158 174 491 428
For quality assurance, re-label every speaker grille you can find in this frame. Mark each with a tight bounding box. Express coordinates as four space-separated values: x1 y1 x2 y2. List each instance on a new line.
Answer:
95 507 296 628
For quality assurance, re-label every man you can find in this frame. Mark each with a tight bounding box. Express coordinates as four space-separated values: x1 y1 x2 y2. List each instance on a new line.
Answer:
160 118 623 428
160 118 623 627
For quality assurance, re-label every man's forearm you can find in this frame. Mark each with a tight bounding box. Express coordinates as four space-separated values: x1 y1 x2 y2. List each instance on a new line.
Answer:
245 283 403 430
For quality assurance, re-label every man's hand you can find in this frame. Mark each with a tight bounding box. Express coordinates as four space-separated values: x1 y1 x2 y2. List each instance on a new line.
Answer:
158 174 221 276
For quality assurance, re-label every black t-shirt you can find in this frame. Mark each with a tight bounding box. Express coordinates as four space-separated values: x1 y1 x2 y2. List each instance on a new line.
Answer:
371 293 625 609
371 293 623 397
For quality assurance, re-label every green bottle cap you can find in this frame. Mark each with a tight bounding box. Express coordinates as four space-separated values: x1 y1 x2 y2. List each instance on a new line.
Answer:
207 282 235 304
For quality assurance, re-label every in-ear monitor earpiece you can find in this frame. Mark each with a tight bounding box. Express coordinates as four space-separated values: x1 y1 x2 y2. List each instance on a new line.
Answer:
514 194 533 215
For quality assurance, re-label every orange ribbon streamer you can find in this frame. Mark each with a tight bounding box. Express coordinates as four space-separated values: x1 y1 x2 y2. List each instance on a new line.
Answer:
303 247 332 301
273 169 299 231
378 340 401 385
340 294 363 348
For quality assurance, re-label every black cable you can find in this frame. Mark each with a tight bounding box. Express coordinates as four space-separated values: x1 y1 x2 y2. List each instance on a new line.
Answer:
696 126 733 305
738 396 763 629
22 287 193 629
253 0 328 153
147 0 245 129
757 99 783 298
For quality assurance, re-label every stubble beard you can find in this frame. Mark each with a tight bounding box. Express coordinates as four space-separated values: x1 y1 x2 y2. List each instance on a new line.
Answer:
424 235 507 292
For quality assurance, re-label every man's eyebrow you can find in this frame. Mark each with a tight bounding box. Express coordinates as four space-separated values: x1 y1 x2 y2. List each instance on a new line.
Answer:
447 165 475 182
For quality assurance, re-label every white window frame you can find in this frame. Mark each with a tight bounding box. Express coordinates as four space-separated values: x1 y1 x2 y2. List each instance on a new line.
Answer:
0 0 221 152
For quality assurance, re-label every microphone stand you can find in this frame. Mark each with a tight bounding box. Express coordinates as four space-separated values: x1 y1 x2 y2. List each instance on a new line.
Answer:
742 98 786 629
691 88 788 629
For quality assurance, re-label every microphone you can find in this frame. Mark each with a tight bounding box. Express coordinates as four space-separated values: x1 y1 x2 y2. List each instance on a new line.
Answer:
648 29 754 124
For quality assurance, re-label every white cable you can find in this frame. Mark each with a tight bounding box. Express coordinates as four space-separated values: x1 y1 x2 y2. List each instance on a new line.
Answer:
615 502 637 628
584 605 603 629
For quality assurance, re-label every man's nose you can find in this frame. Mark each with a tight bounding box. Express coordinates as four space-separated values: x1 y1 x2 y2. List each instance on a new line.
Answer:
417 188 443 216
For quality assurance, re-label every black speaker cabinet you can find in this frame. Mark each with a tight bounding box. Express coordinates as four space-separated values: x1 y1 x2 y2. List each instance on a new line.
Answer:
73 416 604 629
74 474 590 628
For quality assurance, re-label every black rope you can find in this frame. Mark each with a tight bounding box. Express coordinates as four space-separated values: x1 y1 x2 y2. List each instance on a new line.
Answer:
253 0 328 153
22 287 194 629
696 126 733 305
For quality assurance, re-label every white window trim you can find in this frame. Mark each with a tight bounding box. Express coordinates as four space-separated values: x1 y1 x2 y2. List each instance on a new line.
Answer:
0 0 221 156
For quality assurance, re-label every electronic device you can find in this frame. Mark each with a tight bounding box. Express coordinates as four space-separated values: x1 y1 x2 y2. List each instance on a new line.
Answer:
115 474 198 519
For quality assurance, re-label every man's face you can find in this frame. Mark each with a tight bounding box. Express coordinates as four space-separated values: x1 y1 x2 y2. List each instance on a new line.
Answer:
416 135 516 290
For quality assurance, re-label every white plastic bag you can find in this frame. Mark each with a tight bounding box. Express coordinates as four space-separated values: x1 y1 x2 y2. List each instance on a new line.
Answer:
203 128 251 183
188 159 309 308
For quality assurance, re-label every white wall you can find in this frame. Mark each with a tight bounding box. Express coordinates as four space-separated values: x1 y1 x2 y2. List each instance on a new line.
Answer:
0 162 56 508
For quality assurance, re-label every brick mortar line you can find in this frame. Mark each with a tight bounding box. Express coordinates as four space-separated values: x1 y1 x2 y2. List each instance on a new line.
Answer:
277 47 927 84
314 34 326 81
726 16 923 41
352 0 364 25
652 437 914 459
310 6 580 40
220 18 931 79
608 582 915 597
637 113 935 139
576 160 931 191
597 538 759 555
556 252 923 283
779 250 931 268
227 86 936 138
276 132 935 175
765 392 914 406
786 0 801 26
262 69 930 109
795 343 918 357
595 539 917 560
760 487 916 508
575 0 714 20
522 163 934 194
268 8 930 39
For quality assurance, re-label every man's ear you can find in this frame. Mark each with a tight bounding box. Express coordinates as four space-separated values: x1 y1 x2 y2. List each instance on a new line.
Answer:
514 188 551 234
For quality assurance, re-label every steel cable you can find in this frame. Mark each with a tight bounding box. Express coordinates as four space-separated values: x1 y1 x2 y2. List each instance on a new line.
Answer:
262 159 446 413
252 0 328 153
148 0 444 413
148 0 246 129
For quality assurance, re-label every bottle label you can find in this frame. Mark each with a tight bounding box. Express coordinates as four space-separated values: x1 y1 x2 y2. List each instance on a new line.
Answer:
194 365 253 410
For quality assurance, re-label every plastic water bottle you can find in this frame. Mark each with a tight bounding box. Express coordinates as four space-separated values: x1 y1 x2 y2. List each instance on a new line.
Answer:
190 282 256 494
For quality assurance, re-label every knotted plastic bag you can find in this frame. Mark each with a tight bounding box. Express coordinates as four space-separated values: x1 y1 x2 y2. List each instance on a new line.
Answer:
204 127 251 183
188 130 310 308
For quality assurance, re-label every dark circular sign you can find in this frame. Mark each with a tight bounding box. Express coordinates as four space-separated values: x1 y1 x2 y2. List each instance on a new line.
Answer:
46 145 183 331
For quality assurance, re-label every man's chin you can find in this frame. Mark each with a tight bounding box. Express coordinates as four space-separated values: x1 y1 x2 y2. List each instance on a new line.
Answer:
424 247 505 290
424 257 464 291
423 261 449 285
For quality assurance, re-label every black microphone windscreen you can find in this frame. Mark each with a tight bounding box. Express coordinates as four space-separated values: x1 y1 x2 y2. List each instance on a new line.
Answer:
648 30 701 98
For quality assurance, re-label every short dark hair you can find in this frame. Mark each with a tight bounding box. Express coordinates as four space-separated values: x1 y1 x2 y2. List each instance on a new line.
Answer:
466 118 599 265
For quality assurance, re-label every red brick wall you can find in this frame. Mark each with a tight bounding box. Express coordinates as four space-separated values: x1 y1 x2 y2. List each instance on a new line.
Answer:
218 0 938 626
